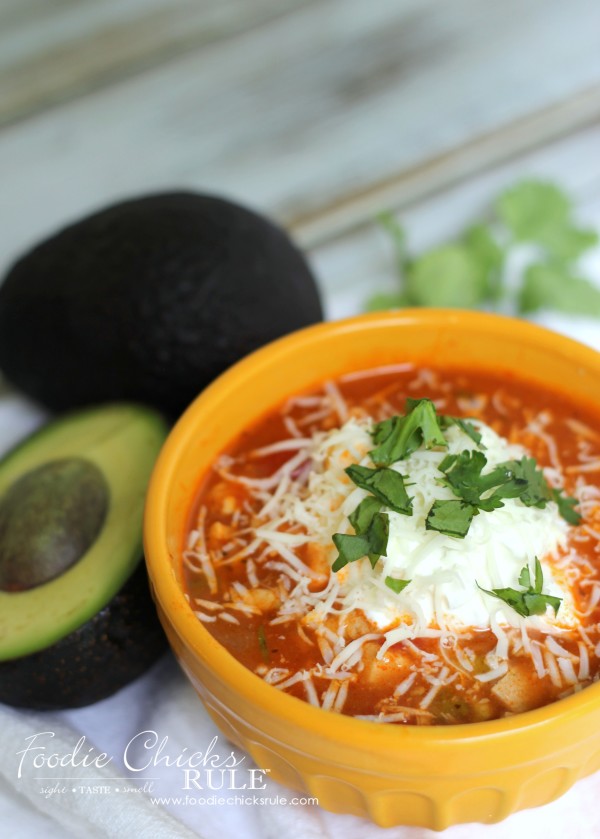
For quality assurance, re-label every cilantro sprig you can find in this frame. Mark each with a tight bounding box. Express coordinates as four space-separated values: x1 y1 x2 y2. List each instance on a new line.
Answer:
426 450 581 537
369 398 446 465
385 576 410 594
369 180 600 317
344 465 413 515
552 488 581 525
332 514 388 573
425 499 476 538
478 558 562 618
439 415 483 446
436 450 523 511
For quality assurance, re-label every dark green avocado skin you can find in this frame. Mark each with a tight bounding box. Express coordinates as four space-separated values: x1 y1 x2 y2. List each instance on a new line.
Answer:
0 563 167 710
0 192 323 417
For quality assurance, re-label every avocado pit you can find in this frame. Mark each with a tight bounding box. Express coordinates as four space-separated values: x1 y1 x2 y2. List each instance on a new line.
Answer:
0 457 109 592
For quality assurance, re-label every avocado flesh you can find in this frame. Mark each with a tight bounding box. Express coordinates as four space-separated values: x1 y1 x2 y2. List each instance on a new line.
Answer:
0 404 168 661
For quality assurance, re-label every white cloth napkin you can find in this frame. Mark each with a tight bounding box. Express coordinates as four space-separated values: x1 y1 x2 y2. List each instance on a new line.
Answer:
4 655 600 839
2 313 600 839
0 696 197 838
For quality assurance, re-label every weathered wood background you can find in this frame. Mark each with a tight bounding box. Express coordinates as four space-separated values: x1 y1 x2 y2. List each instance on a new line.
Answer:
2 0 600 301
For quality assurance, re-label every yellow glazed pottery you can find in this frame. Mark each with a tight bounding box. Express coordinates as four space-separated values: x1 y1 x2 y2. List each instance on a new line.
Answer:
144 310 600 829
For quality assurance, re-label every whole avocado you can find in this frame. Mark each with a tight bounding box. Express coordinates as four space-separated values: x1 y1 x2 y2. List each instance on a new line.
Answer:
0 192 323 417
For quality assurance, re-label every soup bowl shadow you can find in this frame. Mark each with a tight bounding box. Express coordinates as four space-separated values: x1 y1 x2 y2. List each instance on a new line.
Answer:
144 309 600 829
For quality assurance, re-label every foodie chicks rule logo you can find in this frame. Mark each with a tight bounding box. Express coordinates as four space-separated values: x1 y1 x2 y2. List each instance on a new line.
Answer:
16 729 271 801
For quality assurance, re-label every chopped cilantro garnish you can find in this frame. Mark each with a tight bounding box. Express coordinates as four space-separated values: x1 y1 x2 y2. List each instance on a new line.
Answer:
478 558 562 618
364 512 389 569
501 457 552 507
370 398 446 466
426 499 477 538
345 464 413 516
439 415 483 446
348 495 383 535
331 533 371 571
332 511 389 572
257 625 269 662
552 488 581 525
431 451 580 535
332 397 581 573
500 458 580 524
385 576 411 594
436 450 521 512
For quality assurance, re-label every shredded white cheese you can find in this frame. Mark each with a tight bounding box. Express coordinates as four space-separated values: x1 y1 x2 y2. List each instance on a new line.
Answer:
257 416 574 658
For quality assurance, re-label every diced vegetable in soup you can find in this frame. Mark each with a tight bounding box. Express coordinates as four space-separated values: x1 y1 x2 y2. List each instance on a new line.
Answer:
182 365 600 725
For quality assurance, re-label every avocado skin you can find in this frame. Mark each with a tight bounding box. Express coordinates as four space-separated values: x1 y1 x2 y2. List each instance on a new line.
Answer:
0 192 323 417
0 562 167 710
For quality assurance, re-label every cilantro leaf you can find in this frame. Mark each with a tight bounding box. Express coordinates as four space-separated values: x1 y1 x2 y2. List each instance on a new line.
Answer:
370 398 446 466
371 415 396 446
345 464 413 515
479 585 531 617
499 459 580 524
524 592 562 615
437 451 569 516
518 263 600 316
258 625 269 662
405 244 489 308
332 511 389 572
552 488 581 525
439 414 483 446
385 576 411 594
497 180 571 242
478 558 561 617
518 563 534 591
437 450 517 510
425 499 477 538
331 533 371 571
434 449 579 533
348 495 383 535
496 178 597 259
462 224 504 300
365 511 389 568
538 224 599 261
365 291 408 312
502 457 552 507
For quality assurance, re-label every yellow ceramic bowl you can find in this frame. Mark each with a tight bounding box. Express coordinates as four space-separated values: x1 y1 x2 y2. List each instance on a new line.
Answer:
144 310 600 829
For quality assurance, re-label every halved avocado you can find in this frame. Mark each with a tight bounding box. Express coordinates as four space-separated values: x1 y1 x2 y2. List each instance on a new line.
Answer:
0 404 169 709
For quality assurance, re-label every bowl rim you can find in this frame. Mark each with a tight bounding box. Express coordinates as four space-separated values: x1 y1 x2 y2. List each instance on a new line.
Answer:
144 308 600 749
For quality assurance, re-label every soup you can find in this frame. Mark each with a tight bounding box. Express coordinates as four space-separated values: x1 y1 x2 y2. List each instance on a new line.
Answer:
182 365 600 725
